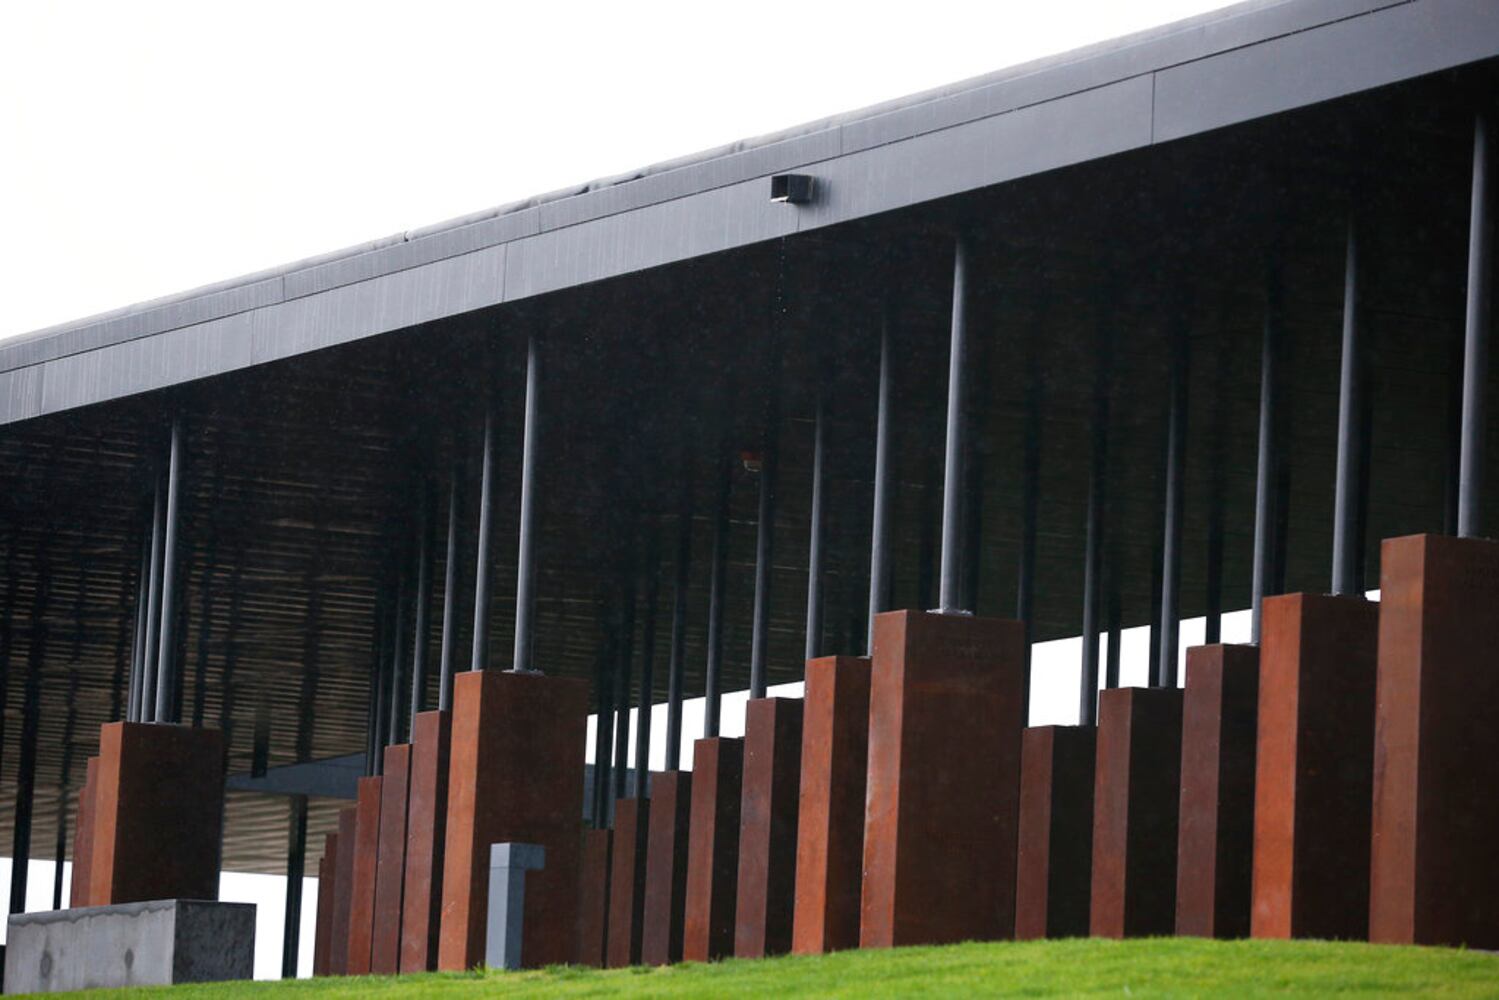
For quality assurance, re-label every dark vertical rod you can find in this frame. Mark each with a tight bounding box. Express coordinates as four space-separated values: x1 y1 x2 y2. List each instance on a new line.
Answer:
867 314 893 654
513 331 541 674
749 404 779 699
612 571 636 803
1079 363 1108 725
1331 219 1365 596
281 794 308 978
387 572 408 748
1460 110 1492 539
9 571 46 915
665 500 691 769
470 407 496 672
139 471 166 723
154 416 184 723
805 391 827 661
634 532 659 798
939 234 971 614
1156 335 1188 688
437 459 462 711
128 527 150 723
703 455 730 737
410 484 434 722
1016 362 1042 691
1104 587 1122 689
592 625 615 826
1251 270 1281 643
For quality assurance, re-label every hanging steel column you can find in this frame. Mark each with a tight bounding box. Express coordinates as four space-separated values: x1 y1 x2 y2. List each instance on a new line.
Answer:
127 526 150 723
634 532 660 798
9 550 48 915
611 569 637 803
437 458 463 711
139 467 166 723
513 331 541 674
1156 333 1188 688
1016 359 1043 690
664 499 691 769
1079 357 1109 725
1460 110 1493 539
409 483 434 721
153 416 184 723
866 312 894 654
748 393 780 698
281 794 308 978
592 625 615 826
805 390 827 661
703 453 730 737
939 234 972 614
1251 267 1282 642
1331 219 1366 595
471 406 497 672
387 571 408 749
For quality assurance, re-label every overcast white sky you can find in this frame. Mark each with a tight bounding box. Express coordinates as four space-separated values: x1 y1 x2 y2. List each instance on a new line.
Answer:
1 0 1238 341
0 0 1244 979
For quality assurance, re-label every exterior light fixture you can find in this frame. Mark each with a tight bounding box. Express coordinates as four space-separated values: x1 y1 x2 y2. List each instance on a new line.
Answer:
770 173 815 205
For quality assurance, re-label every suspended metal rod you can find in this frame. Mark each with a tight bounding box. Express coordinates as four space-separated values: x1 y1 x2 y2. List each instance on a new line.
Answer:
703 453 730 738
866 312 894 654
749 389 780 699
471 405 496 672
1331 219 1366 596
804 390 827 662
1016 358 1043 692
282 795 308 978
513 331 541 674
1079 354 1109 725
1460 109 1493 539
9 565 47 914
1251 267 1282 643
387 571 408 748
128 526 150 723
634 531 660 799
611 568 636 803
664 497 691 770
591 625 615 826
154 416 185 723
409 482 434 722
939 234 972 614
1156 332 1188 689
437 458 462 711
139 469 166 723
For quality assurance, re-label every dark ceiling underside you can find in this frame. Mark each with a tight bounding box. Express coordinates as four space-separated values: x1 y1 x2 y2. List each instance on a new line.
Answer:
1 63 1496 873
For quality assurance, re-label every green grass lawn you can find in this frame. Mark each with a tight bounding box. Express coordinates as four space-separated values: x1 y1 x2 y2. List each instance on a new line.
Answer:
67 937 1499 998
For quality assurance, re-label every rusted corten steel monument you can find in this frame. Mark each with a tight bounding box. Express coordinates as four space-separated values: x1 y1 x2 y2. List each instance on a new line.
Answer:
3 0 1499 978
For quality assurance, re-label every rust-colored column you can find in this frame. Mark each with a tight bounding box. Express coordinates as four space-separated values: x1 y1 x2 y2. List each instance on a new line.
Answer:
682 736 743 961
1371 534 1499 948
313 832 338 977
792 655 870 955
1177 643 1259 938
400 709 451 973
371 744 412 973
437 669 588 971
1015 725 1095 940
735 697 803 958
69 756 99 907
1252 592 1377 941
575 827 612 967
85 722 225 906
641 771 692 965
606 796 651 967
330 807 357 976
861 610 1025 948
1090 687 1183 938
345 774 383 974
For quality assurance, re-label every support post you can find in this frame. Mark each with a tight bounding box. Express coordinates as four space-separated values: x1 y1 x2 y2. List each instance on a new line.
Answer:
749 384 779 699
140 472 165 722
1460 110 1492 538
410 480 434 721
471 406 496 672
804 390 827 661
867 314 893 654
282 794 308 978
633 532 659 798
438 457 462 711
938 234 971 614
1331 219 1366 595
1251 264 1282 642
1156 334 1188 688
1079 347 1108 724
703 455 730 737
664 500 690 769
512 331 540 674
154 416 184 723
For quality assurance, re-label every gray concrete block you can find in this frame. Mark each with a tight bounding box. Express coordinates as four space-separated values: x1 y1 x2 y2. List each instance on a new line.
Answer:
486 843 545 971
4 899 255 994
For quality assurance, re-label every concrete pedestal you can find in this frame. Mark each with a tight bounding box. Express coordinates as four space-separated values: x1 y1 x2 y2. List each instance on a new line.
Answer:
861 610 1025 948
313 832 337 977
346 775 383 974
400 709 451 973
371 744 411 974
1090 687 1183 938
1370 534 1499 948
1015 725 1095 940
437 669 588 971
735 697 804 958
641 771 692 965
4 900 254 994
574 828 612 967
1252 592 1377 941
792 656 870 955
606 796 650 967
82 722 225 907
1176 644 1259 939
683 736 743 962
